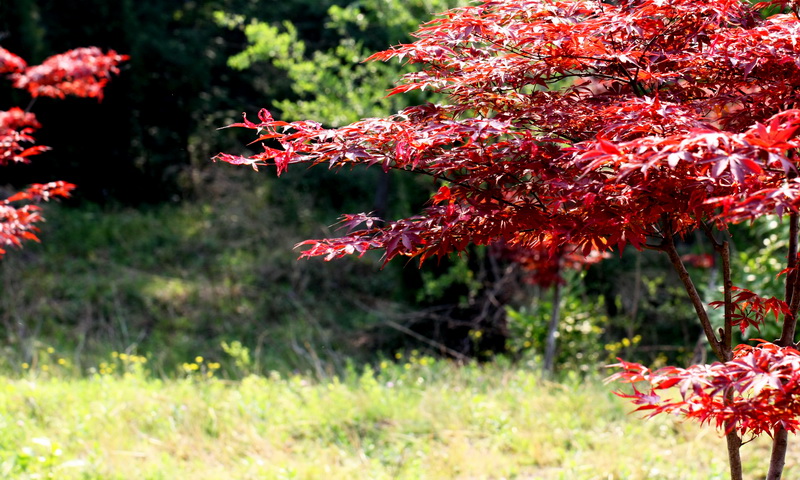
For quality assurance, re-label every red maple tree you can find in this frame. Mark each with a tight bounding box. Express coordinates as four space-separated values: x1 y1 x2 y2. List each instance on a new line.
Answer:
0 46 127 256
217 0 800 477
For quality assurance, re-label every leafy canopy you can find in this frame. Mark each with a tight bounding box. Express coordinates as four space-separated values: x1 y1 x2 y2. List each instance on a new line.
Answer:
218 0 800 265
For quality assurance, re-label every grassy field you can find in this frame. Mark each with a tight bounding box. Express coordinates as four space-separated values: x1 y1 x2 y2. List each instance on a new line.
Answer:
2 356 798 480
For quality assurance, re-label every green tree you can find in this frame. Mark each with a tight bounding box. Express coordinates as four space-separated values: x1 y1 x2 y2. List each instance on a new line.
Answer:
218 0 461 125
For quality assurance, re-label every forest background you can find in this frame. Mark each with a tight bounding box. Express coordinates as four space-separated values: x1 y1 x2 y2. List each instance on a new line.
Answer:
0 0 785 377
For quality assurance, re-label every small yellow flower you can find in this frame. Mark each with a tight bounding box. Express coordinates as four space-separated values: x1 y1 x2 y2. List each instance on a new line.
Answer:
182 362 200 372
46 347 54 354
111 352 119 358
394 352 403 360
41 365 49 372
195 356 204 364
21 363 29 369
119 353 129 361
57 358 67 366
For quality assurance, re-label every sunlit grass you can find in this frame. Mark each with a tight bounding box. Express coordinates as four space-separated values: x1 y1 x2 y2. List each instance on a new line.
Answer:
0 185 400 375
2 356 796 479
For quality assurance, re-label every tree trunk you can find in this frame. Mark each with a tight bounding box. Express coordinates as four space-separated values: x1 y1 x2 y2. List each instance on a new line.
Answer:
767 430 788 480
766 212 800 480
543 279 561 375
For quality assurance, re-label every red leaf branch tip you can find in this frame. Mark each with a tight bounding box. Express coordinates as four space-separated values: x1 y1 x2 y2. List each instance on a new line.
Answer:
0 182 76 256
709 287 791 334
10 47 128 100
0 107 47 165
0 47 27 75
609 342 800 438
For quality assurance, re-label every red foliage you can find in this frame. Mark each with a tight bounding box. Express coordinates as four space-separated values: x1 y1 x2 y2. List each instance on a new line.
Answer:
0 47 27 75
10 47 128 100
218 0 800 265
609 342 800 438
0 107 48 165
0 46 126 256
491 238 607 288
710 287 791 334
0 182 76 255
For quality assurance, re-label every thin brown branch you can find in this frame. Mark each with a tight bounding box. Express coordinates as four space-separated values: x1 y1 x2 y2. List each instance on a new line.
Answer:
720 242 733 361
700 225 742 479
720 241 733 357
784 212 798 310
660 220 724 360
781 212 800 346
699 222 733 358
383 319 471 363
767 212 800 480
725 390 744 480
767 429 789 480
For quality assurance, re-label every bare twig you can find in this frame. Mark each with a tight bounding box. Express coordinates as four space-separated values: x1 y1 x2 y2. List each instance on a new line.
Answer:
383 319 471 362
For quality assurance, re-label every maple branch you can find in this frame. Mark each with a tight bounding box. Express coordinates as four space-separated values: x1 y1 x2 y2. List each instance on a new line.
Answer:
423 170 537 211
477 33 618 67
23 97 36 113
767 213 799 480
475 34 634 89
700 222 733 359
659 219 724 360
707 219 745 479
546 71 629 85
768 432 788 480
368 161 539 212
725 389 744 480
719 241 733 357
781 211 800 345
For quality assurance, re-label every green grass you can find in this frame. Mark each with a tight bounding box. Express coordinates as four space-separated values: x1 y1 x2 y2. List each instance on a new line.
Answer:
1 358 796 480
0 171 409 375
